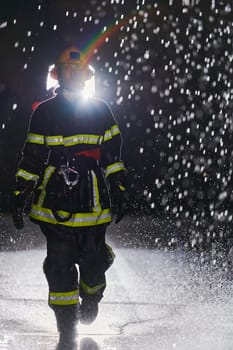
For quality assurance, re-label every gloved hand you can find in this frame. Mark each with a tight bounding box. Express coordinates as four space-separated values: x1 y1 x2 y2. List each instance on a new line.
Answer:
12 177 35 229
110 183 130 224
12 191 27 230
108 170 130 224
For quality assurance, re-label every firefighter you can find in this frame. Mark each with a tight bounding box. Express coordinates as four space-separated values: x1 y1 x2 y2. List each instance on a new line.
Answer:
12 46 128 349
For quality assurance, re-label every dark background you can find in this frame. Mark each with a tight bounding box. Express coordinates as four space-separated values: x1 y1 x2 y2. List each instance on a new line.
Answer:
0 0 233 230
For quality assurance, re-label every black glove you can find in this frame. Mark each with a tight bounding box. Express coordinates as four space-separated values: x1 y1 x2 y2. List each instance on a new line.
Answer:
108 171 129 224
110 184 130 223
12 177 35 229
12 191 27 230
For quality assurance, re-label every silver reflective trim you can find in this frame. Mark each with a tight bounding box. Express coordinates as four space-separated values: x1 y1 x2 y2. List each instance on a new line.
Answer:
64 134 101 146
80 280 106 295
45 134 103 146
27 133 44 144
16 168 39 181
49 289 79 305
105 162 126 177
30 206 112 226
103 124 120 142
46 136 64 145
50 294 78 301
37 166 56 206
91 170 101 212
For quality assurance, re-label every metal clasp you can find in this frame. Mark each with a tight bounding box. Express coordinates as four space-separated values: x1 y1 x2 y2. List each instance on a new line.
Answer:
59 163 80 188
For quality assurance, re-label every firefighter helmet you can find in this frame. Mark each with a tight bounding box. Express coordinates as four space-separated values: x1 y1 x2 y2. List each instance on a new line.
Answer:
50 46 94 83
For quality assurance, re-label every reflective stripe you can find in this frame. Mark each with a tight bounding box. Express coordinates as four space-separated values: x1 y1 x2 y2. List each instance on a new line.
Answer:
103 124 120 142
64 134 102 146
49 289 79 305
46 135 64 146
37 166 56 206
27 133 44 145
30 206 112 227
91 170 101 212
16 168 39 182
45 134 103 146
80 280 106 295
105 162 126 177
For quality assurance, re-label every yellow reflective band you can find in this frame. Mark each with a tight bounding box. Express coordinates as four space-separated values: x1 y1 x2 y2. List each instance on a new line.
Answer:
103 124 120 142
105 162 126 177
14 190 20 196
91 170 101 212
46 135 64 146
49 289 79 305
119 185 125 191
45 134 103 146
27 133 44 145
30 206 112 227
37 166 56 206
80 280 106 295
16 168 39 182
64 134 102 146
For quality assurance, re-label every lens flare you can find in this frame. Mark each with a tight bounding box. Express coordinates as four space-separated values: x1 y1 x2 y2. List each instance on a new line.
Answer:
46 64 95 98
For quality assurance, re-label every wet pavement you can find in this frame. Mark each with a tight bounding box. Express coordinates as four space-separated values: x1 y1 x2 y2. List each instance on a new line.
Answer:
0 216 233 349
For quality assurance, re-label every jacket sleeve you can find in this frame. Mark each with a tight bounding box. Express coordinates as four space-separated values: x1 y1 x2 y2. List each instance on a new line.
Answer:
100 102 126 180
15 106 49 191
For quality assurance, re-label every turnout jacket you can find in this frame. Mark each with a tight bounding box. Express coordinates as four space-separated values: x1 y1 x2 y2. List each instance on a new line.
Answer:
16 91 126 228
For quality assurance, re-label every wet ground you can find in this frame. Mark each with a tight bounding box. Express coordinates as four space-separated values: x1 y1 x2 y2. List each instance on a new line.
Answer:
0 214 233 349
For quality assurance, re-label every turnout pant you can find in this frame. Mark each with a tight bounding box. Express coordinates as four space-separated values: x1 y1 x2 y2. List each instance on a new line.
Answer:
40 224 115 310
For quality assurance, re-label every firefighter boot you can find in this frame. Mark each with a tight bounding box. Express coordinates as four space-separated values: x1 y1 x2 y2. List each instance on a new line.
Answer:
55 306 78 350
80 298 99 325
